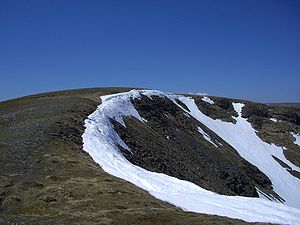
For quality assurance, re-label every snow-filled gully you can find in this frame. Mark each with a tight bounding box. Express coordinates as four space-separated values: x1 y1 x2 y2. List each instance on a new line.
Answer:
82 90 300 224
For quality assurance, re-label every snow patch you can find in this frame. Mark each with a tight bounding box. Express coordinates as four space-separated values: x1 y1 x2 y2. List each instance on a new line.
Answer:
163 113 169 118
216 140 223 146
291 132 300 147
197 127 218 148
202 96 214 104
82 90 300 224
270 118 278 123
183 112 190 118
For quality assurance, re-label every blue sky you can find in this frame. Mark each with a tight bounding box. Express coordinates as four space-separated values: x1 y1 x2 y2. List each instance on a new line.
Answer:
0 0 299 102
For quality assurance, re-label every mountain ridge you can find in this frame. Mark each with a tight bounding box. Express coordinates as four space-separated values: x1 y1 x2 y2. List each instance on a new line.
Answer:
82 89 300 224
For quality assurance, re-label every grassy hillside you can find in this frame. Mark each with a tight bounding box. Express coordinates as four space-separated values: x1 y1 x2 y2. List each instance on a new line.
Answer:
0 88 259 225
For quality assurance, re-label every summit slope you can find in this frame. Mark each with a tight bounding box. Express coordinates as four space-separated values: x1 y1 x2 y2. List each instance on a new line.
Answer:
1 87 300 224
1 88 257 225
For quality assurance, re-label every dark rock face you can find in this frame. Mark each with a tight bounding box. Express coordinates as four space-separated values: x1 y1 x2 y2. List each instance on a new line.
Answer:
113 95 276 197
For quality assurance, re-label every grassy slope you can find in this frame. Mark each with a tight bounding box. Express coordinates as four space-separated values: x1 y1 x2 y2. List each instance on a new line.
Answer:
0 88 258 225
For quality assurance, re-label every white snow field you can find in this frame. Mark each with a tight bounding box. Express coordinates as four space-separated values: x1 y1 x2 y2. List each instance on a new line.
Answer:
82 90 300 224
177 96 300 209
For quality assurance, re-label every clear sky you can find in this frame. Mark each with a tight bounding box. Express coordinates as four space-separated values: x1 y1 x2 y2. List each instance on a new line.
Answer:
0 0 299 102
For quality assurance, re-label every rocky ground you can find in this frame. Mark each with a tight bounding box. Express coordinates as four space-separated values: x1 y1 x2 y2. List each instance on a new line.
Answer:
114 95 276 198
